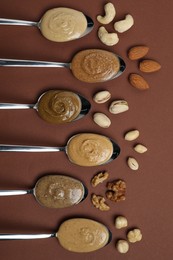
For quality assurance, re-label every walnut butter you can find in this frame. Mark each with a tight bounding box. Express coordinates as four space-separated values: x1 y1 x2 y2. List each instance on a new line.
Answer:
67 133 113 166
34 175 85 208
56 218 109 252
71 49 120 83
40 8 87 42
37 90 81 124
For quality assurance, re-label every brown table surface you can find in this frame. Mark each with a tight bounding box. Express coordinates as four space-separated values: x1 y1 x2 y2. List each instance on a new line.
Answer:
0 0 172 259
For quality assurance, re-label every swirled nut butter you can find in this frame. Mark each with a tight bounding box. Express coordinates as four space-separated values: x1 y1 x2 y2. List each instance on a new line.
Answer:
37 90 82 124
67 133 113 166
34 175 85 208
56 218 109 252
40 8 87 42
71 49 120 83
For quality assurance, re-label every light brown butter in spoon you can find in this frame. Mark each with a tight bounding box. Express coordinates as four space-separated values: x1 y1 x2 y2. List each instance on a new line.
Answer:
67 133 113 166
40 8 87 42
56 218 110 252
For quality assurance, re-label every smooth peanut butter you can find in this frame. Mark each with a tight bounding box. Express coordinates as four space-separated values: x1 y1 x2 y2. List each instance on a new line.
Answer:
56 218 109 252
37 90 82 124
40 8 87 42
71 49 120 83
34 175 85 208
67 133 113 166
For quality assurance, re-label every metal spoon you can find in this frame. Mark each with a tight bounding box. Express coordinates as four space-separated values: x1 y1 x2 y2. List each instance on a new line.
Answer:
0 175 87 208
0 133 120 166
0 49 126 83
0 218 112 253
0 8 94 42
0 90 91 124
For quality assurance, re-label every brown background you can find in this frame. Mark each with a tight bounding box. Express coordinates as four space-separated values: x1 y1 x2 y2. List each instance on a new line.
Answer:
0 0 172 259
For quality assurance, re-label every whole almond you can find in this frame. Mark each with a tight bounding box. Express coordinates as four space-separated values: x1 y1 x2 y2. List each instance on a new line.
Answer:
109 100 129 114
124 130 139 141
129 73 149 90
128 45 149 60
139 59 161 73
93 112 111 128
127 157 139 170
93 90 111 104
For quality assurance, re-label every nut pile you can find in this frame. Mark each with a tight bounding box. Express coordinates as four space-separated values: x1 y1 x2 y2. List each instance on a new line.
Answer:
114 215 142 253
91 172 126 211
97 2 134 46
128 45 161 90
93 90 129 128
124 129 147 171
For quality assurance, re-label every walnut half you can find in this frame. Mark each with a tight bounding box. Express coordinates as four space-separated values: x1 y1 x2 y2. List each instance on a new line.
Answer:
106 180 126 202
91 194 110 211
91 171 109 187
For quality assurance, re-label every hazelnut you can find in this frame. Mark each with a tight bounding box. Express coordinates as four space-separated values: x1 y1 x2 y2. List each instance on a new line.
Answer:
116 240 129 253
115 216 128 229
127 228 142 243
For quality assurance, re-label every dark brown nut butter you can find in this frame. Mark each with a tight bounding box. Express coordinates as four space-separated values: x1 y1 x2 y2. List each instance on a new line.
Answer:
34 175 85 208
71 49 120 83
37 90 82 124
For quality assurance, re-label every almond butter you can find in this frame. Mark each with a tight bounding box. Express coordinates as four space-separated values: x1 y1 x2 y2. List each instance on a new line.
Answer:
129 73 149 90
139 59 161 73
128 45 149 60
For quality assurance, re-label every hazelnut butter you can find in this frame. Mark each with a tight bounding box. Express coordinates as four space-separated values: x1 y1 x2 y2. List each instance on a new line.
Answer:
56 218 109 252
34 175 85 208
40 8 87 42
37 90 82 124
67 133 113 166
71 49 120 83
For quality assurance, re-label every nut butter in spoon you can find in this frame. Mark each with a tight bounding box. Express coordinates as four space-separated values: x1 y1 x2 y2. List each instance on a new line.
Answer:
0 7 94 42
0 175 86 208
0 90 91 124
0 49 126 83
0 133 121 166
0 218 110 253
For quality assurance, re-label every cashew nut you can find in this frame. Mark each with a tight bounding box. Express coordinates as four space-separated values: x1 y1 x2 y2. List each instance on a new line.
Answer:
97 2 116 24
98 26 119 46
114 14 134 33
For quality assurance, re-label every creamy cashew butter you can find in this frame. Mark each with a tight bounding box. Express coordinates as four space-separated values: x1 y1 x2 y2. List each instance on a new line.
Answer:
37 90 82 124
34 175 85 208
40 8 87 42
67 133 113 166
56 218 109 252
71 49 120 83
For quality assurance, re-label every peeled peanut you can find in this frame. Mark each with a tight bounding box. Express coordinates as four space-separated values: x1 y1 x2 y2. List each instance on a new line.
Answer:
124 130 139 141
127 157 139 170
134 144 147 153
93 112 111 128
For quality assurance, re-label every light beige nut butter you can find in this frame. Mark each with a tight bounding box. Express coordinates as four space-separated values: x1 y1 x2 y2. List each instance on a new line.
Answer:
37 90 81 124
56 218 109 252
71 49 120 83
34 175 85 208
40 8 87 42
67 133 113 166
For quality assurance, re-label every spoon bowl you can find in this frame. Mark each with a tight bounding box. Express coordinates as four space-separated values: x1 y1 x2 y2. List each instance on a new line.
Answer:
0 218 111 253
0 133 120 166
0 49 126 83
0 90 91 124
0 7 94 42
0 175 87 208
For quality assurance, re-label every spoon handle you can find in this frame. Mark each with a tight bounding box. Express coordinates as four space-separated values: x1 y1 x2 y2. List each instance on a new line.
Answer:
0 190 32 196
0 144 64 152
0 58 70 68
0 233 55 240
0 103 34 109
0 18 37 26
